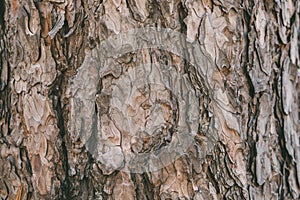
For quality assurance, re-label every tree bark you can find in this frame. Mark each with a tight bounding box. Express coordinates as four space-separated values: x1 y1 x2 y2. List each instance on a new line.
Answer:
0 0 299 199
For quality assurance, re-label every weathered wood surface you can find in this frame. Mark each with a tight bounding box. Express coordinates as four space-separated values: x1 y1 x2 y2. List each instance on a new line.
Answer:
0 0 299 199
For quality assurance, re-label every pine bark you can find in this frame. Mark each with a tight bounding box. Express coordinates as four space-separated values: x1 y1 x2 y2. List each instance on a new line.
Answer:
0 0 299 199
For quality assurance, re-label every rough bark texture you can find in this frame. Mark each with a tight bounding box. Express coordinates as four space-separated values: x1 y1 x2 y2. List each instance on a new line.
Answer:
0 0 300 199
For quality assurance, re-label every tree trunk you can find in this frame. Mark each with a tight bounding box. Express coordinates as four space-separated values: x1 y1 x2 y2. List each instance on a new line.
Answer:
0 0 299 199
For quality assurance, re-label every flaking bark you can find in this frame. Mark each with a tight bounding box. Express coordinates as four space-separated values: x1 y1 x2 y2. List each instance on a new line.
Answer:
0 0 299 199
